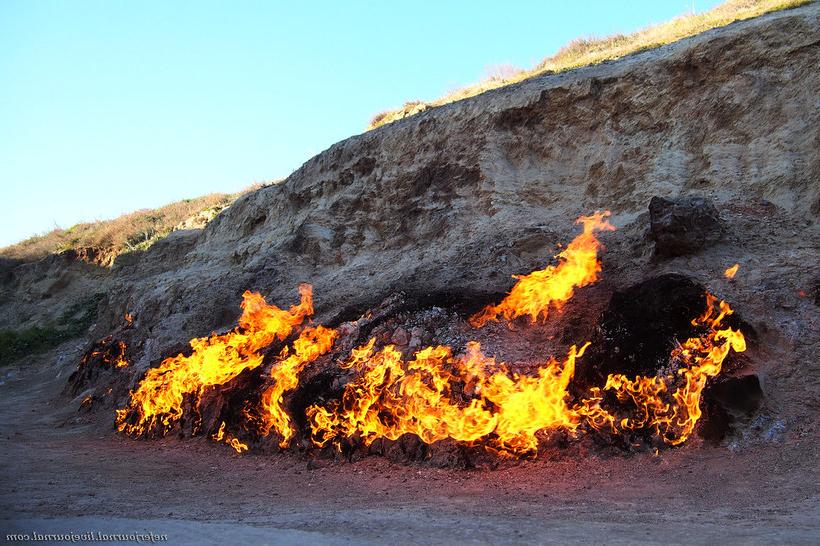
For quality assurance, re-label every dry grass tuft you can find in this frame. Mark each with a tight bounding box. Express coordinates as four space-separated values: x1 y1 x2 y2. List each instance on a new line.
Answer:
1 183 270 266
368 0 813 129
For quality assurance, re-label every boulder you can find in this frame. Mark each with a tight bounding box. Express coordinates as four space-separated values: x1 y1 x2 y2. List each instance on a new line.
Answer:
648 196 723 257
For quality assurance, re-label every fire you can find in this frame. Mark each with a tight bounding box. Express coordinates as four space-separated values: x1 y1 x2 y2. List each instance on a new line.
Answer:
116 285 314 436
578 294 746 445
124 312 134 326
307 341 588 455
308 295 743 453
212 422 248 453
113 342 129 368
724 263 739 279
260 325 338 447
114 212 747 459
470 211 614 327
82 337 129 369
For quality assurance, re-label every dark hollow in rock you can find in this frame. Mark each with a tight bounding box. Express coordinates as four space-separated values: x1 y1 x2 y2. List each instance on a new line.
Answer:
578 274 708 386
649 195 723 257
576 273 759 443
708 374 764 415
699 374 764 443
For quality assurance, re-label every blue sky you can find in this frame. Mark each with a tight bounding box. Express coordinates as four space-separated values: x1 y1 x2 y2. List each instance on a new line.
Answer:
0 0 723 247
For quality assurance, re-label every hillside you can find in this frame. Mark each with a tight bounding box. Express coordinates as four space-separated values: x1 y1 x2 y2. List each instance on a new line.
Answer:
0 188 262 267
87 1 818 358
1 1 807 265
369 0 814 128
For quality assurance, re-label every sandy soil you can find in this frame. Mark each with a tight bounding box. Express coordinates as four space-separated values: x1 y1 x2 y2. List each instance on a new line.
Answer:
1 346 818 545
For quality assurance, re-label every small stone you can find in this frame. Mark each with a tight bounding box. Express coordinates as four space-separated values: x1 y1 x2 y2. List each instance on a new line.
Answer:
390 327 410 346
408 327 424 350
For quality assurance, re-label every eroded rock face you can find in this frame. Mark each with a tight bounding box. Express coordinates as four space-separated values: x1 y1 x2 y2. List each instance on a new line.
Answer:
649 196 723 257
96 4 818 368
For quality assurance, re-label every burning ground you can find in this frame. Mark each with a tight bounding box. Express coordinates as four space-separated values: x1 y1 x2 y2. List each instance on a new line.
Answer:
78 212 749 464
2 4 819 543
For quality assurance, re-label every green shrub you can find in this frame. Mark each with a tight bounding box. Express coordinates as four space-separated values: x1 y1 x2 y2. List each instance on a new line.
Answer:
0 293 105 365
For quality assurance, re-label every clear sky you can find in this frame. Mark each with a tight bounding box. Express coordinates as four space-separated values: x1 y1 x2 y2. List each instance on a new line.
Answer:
0 0 723 247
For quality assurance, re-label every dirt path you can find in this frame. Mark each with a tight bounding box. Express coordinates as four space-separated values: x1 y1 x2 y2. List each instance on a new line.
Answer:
1 353 818 545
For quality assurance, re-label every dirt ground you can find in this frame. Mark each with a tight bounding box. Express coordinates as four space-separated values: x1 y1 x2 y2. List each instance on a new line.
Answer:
0 344 818 545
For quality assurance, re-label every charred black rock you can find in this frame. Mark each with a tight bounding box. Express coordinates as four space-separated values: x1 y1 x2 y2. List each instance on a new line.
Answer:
67 335 129 396
288 365 351 440
578 274 707 385
648 196 723 257
699 374 764 442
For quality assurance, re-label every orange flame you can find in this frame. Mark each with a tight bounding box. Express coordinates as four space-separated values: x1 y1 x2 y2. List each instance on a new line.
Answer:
724 263 739 279
84 337 129 369
124 312 134 326
307 341 589 456
470 211 614 327
116 285 313 436
212 422 249 453
578 294 746 445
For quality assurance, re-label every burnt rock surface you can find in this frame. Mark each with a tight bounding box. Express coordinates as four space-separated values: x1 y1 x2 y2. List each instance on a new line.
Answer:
700 374 765 443
649 196 724 257
579 274 708 385
0 4 817 449
66 335 128 396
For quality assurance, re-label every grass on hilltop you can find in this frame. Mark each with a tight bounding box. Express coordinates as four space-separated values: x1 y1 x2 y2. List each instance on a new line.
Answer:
0 184 268 266
369 0 813 129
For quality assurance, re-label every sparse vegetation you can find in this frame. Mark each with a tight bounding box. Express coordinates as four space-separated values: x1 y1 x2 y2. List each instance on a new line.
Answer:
0 183 269 266
0 293 105 364
369 0 813 129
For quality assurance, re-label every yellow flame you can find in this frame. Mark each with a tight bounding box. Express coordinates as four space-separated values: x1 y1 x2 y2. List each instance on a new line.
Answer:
307 341 589 456
116 285 313 436
212 422 249 453
470 211 614 327
260 325 338 447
